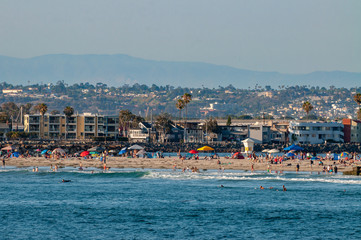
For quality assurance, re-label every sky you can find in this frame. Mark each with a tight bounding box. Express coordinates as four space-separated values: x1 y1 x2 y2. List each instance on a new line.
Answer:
0 0 360 74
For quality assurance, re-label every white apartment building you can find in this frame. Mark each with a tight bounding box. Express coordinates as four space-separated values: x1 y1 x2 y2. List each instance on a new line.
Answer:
288 121 344 144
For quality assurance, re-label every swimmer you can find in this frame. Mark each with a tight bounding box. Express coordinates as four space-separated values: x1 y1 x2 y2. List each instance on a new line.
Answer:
62 179 71 182
269 187 273 189
220 185 224 188
283 185 287 191
260 186 264 190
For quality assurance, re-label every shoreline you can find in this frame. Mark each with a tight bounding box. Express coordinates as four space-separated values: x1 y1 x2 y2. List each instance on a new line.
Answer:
3 156 358 173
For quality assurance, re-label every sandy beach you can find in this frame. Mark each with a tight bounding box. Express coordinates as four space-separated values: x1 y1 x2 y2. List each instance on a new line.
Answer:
3 156 357 173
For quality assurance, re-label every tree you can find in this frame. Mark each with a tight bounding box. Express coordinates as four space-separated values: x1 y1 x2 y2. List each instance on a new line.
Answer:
302 101 313 118
175 99 185 126
182 93 192 142
63 106 74 139
119 110 133 137
182 93 192 122
354 93 361 120
155 113 173 142
226 116 232 126
35 103 48 138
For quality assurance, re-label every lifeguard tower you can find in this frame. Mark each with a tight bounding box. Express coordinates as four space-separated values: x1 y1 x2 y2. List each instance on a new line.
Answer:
242 138 255 155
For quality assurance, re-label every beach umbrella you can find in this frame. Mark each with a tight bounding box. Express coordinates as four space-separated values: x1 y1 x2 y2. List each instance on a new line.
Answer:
128 145 144 150
88 146 105 152
35 149 41 152
340 152 349 157
52 148 66 155
197 146 214 151
80 151 90 157
1 146 15 151
136 149 146 155
109 150 116 153
41 150 48 155
268 149 280 153
118 149 127 155
262 149 270 153
90 151 99 155
189 150 199 154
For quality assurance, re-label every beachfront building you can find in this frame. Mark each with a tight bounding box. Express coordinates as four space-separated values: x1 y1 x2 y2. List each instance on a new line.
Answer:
342 119 361 143
24 113 120 140
288 121 344 144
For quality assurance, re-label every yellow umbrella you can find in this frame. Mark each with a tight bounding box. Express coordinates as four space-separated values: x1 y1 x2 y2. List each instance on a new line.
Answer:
197 146 214 151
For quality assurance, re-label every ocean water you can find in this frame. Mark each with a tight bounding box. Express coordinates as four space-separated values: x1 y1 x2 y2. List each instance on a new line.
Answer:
1 167 361 239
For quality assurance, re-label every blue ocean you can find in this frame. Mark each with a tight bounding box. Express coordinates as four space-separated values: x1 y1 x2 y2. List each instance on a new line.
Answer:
1 167 361 239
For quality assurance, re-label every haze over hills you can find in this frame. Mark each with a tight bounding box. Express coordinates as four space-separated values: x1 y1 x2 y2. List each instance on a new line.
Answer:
0 54 360 88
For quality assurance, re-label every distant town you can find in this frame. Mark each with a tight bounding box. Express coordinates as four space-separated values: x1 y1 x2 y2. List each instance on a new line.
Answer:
0 81 360 120
0 81 360 145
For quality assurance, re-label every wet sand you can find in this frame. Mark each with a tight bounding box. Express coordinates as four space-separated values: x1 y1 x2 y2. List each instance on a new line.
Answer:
3 156 357 173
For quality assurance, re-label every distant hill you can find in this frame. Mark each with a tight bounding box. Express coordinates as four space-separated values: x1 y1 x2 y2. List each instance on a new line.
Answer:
0 54 360 88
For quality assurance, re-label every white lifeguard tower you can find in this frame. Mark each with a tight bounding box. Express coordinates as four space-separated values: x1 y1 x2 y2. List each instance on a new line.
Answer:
242 138 255 154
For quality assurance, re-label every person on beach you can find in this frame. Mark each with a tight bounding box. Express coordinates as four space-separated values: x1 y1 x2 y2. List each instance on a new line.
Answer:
296 164 299 172
2 157 5 168
334 165 338 174
251 164 254 173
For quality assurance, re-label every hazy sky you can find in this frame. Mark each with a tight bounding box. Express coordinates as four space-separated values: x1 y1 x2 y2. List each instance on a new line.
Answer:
0 0 360 74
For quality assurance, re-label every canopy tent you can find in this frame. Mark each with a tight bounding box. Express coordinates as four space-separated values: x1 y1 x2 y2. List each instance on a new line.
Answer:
80 151 90 157
232 152 245 159
284 144 304 151
189 150 199 154
197 146 214 151
11 152 20 158
52 148 66 155
286 152 295 157
128 145 144 150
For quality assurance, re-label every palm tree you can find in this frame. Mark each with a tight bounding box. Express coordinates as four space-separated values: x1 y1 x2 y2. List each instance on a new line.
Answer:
353 93 361 120
155 113 173 143
63 106 74 139
119 110 133 137
302 101 313 120
36 103 48 138
175 99 185 127
182 93 192 142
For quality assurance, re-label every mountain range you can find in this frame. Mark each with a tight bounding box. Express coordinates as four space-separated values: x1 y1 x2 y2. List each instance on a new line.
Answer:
0 54 360 88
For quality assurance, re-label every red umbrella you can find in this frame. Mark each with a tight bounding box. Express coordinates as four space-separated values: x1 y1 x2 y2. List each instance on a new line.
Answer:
80 151 90 157
189 150 199 154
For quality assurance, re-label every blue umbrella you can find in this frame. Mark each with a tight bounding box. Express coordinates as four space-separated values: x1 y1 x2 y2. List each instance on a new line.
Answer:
284 144 304 151
41 150 48 155
118 149 126 155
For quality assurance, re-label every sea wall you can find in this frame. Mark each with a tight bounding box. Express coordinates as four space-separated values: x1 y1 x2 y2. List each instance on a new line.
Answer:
1 140 361 154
